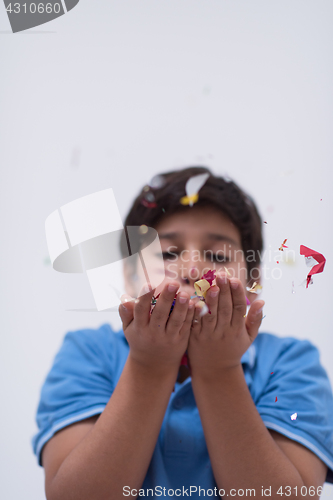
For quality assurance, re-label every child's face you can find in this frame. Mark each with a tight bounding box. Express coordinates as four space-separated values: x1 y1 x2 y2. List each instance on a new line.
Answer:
126 205 256 301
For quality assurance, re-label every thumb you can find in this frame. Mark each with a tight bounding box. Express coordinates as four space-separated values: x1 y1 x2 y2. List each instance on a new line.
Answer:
118 294 135 330
245 300 265 342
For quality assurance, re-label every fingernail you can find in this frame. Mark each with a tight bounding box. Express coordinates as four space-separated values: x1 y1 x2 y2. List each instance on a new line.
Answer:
179 295 188 304
256 306 264 315
230 280 239 289
219 274 228 284
210 290 219 297
168 284 178 292
120 294 133 304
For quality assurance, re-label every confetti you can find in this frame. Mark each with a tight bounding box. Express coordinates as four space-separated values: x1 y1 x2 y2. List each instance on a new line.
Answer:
149 174 165 189
263 221 267 224
198 302 210 317
246 282 263 294
279 239 288 251
202 269 216 286
300 245 326 288
290 413 298 421
246 296 251 305
291 281 295 294
180 173 210 207
275 397 278 402
180 352 188 366
224 266 231 276
43 256 51 266
139 224 148 234
141 199 157 208
270 372 274 375
260 315 266 324
162 208 165 213
194 279 211 299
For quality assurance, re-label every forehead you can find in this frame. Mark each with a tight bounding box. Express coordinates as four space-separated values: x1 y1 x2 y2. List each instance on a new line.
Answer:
154 205 241 246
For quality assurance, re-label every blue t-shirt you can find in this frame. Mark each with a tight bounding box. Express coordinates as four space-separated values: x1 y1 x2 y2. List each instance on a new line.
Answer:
32 323 333 496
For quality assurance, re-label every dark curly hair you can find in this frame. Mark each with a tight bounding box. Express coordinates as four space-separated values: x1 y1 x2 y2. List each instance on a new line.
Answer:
120 166 263 281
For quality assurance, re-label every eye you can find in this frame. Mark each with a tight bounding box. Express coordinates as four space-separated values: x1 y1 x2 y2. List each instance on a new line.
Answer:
162 252 177 260
211 254 230 263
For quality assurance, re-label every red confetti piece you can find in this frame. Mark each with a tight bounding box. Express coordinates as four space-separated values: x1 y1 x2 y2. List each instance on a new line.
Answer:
300 245 326 288
275 396 278 402
279 239 288 251
141 199 157 208
263 221 267 224
270 372 274 375
180 352 188 366
201 269 216 285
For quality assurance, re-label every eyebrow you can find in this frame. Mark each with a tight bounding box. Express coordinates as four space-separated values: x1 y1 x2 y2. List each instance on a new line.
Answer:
158 232 239 246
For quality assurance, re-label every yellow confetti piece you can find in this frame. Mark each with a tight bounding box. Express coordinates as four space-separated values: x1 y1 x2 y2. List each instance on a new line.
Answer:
246 281 263 294
180 193 199 206
194 278 211 299
139 224 148 234
224 266 231 276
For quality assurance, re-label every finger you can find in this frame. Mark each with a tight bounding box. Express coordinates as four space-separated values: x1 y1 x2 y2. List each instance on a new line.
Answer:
133 283 156 328
201 285 219 331
246 300 265 342
178 299 195 337
119 294 135 330
229 278 247 330
150 281 180 329
166 292 191 335
215 272 233 329
190 302 203 334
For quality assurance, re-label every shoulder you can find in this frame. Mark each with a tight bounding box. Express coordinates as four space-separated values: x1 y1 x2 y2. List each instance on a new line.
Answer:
253 332 322 372
58 323 128 366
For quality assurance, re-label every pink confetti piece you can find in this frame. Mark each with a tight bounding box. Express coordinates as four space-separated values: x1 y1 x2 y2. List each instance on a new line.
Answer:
279 239 288 251
141 199 157 208
246 296 251 305
201 269 216 285
300 245 326 288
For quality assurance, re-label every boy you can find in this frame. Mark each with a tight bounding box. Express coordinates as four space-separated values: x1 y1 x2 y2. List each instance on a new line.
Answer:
32 166 333 499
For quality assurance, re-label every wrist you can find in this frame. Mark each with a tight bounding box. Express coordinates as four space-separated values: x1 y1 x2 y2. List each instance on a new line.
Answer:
127 351 180 384
190 362 243 386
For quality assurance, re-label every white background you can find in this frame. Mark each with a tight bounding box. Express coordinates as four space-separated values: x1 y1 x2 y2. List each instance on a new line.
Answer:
0 1 332 499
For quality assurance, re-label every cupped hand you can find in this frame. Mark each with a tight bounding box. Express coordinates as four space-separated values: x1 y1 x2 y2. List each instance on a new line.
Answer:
118 281 195 375
187 272 264 380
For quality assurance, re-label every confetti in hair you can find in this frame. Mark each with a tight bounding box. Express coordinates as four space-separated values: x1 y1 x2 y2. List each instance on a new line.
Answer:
180 173 210 207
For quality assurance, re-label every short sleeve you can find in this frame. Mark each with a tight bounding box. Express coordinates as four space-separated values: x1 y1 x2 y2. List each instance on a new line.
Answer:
31 325 115 466
256 338 333 483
